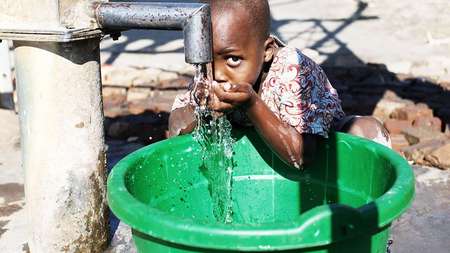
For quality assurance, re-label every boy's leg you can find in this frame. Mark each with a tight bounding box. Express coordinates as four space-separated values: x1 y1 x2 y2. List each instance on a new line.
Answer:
335 115 391 148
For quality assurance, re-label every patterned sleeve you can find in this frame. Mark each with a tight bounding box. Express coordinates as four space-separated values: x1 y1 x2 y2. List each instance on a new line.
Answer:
271 48 345 138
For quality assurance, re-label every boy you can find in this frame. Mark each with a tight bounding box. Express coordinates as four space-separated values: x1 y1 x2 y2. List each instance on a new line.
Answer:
169 0 390 169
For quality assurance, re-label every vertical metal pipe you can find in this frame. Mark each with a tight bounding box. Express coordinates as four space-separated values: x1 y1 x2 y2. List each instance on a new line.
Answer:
0 41 14 109
183 4 212 64
14 38 107 253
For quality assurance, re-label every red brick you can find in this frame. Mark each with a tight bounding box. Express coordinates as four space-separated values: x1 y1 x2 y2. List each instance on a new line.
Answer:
128 101 147 115
401 127 445 145
412 117 442 132
401 139 449 164
384 119 413 134
425 142 450 170
391 105 433 121
372 98 410 121
390 134 410 153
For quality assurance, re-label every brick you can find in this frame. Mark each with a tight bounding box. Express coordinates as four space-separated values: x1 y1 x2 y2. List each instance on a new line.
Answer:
103 90 127 118
391 105 433 121
104 106 128 119
425 142 450 170
372 98 411 121
132 68 161 87
102 66 141 87
401 139 449 164
127 88 151 102
158 75 191 89
401 127 445 145
102 87 127 98
390 134 410 152
128 101 147 115
384 119 413 134
178 65 195 76
103 93 126 109
158 71 179 82
412 117 442 132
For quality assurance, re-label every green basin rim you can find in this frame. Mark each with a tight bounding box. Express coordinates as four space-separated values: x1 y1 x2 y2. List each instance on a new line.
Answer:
107 132 414 251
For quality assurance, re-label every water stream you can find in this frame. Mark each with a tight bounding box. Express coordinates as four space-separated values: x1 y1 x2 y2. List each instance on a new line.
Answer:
192 63 235 223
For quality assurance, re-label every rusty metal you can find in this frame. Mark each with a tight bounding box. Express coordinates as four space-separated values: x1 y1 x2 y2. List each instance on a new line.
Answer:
95 2 212 64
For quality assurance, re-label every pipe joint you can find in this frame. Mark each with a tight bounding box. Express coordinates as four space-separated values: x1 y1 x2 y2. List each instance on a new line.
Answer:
95 2 212 64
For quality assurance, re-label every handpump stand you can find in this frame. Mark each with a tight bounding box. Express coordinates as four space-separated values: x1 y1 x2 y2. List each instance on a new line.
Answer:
0 1 212 252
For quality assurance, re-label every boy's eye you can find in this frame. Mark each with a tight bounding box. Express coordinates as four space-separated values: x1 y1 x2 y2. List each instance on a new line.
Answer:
226 56 242 67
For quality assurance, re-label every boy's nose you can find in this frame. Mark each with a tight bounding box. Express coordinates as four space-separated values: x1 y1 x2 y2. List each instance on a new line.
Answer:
213 64 228 83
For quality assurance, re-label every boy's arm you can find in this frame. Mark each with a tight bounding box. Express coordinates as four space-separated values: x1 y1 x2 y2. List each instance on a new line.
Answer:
245 94 318 169
212 82 318 169
168 105 197 137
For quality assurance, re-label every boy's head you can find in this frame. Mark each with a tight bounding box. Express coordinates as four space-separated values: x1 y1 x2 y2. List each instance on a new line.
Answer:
202 0 276 87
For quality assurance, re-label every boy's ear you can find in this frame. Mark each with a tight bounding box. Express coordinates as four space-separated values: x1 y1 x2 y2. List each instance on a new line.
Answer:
263 37 276 63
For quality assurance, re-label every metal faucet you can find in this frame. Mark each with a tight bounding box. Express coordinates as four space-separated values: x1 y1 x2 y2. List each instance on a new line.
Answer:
95 2 212 64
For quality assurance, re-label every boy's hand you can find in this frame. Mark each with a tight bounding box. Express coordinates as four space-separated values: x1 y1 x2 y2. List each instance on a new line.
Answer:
210 81 257 112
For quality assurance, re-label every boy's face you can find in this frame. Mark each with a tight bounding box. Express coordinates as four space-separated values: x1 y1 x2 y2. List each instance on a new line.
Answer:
212 9 270 87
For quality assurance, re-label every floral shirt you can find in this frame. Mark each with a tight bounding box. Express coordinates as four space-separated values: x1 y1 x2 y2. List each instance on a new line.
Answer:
171 46 345 138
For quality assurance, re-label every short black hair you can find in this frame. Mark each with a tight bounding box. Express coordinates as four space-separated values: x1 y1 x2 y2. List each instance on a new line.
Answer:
201 0 271 41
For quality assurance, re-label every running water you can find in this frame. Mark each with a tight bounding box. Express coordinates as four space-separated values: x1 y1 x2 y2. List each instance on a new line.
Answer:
192 63 235 223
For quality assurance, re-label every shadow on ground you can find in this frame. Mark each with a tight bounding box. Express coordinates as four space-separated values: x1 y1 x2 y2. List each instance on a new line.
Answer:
102 0 450 124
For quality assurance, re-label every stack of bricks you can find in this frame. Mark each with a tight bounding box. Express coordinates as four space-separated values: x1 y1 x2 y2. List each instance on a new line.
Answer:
100 64 450 170
101 65 191 118
374 92 450 170
100 65 192 144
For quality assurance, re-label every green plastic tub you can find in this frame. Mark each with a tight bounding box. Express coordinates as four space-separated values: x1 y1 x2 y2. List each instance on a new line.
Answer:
107 130 414 252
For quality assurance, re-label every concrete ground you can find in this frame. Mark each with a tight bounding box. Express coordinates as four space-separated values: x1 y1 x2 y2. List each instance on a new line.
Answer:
0 109 26 252
1 0 450 252
101 0 450 81
391 166 450 253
